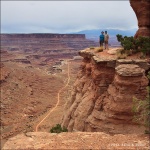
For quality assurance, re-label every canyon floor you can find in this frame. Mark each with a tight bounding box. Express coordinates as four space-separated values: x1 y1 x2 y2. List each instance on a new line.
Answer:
0 49 81 148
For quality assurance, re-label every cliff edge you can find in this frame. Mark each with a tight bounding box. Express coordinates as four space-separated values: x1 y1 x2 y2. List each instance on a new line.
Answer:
62 48 149 134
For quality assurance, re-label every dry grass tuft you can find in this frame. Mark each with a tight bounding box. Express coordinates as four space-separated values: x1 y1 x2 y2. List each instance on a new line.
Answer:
93 47 103 53
90 47 95 49
117 50 127 59
117 53 127 59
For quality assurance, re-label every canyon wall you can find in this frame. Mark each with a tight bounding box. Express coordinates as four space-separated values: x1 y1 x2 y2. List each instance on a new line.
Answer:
130 0 150 38
1 34 98 60
1 34 85 39
62 49 149 134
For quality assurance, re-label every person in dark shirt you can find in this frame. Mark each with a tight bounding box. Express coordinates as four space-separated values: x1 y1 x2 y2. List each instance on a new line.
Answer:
99 31 104 47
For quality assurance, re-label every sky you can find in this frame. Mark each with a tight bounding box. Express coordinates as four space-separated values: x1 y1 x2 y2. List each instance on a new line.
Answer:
1 0 138 33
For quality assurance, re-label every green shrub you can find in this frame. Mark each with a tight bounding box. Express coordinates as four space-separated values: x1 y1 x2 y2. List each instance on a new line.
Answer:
50 124 68 133
138 36 150 56
116 34 150 56
132 71 150 134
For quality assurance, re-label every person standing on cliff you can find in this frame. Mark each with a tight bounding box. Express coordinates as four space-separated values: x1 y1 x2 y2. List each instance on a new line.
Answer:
104 31 109 50
99 31 104 47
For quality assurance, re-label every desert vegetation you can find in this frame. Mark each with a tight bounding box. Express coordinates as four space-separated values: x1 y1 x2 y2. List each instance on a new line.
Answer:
90 47 103 52
50 124 68 133
116 34 150 59
132 71 150 134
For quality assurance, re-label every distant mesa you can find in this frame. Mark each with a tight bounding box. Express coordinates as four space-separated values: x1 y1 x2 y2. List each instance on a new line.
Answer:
1 33 99 60
1 33 86 39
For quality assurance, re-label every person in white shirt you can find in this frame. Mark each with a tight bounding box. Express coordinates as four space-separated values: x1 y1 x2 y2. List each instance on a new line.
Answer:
104 31 109 50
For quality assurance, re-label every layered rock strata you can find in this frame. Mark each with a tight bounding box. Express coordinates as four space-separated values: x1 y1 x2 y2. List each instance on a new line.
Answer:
130 0 150 37
62 49 149 134
1 34 99 62
1 34 98 55
1 33 86 39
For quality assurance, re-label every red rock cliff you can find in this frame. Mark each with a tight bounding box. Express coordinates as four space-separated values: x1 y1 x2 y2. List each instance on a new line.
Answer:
62 49 149 134
130 0 150 38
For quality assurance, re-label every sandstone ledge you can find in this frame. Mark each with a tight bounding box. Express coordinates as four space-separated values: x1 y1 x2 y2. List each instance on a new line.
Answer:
116 64 144 77
79 49 150 71
3 132 149 150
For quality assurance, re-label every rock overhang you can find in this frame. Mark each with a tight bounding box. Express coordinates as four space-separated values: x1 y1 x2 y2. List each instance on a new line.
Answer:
79 49 150 71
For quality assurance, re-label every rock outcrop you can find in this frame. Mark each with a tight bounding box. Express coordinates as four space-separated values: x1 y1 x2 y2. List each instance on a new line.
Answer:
62 49 149 134
130 0 150 38
3 132 149 149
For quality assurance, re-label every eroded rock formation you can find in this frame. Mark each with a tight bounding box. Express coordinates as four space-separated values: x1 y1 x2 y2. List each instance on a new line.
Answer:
130 0 150 38
62 49 149 134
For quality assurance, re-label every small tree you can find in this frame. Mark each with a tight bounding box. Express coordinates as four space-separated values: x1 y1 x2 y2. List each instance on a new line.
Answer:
50 124 68 133
116 34 150 56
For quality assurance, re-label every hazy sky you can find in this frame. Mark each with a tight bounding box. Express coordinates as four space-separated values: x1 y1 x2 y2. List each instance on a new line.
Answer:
1 0 138 33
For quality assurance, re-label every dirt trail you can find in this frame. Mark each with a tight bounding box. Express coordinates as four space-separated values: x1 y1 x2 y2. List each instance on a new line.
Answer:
35 61 70 132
